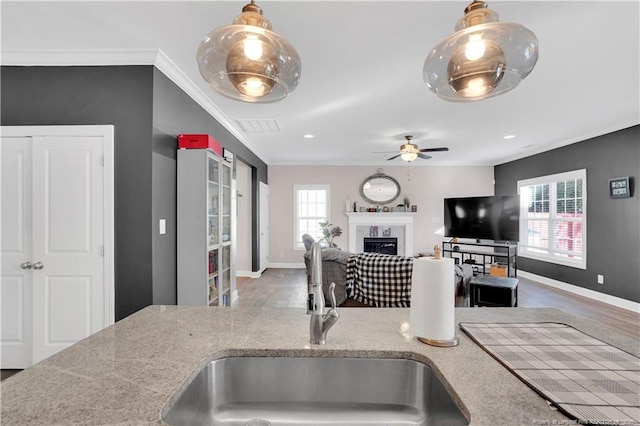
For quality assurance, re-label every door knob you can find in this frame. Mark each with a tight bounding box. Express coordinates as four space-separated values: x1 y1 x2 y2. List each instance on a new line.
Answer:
20 261 32 270
32 262 44 270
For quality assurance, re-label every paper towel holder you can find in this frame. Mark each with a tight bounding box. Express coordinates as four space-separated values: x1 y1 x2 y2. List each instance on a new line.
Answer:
418 335 460 347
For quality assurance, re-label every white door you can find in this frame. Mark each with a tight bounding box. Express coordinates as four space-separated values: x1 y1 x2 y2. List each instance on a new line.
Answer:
1 126 114 368
259 182 269 273
1 138 34 366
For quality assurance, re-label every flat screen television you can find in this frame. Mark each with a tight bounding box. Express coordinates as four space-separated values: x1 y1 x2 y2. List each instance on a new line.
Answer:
444 195 520 242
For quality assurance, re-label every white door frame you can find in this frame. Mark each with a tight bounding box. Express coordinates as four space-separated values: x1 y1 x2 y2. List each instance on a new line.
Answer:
259 181 269 274
1 125 115 327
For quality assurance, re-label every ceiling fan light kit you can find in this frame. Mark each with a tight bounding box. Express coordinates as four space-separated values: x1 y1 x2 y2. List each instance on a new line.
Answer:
196 0 301 103
423 1 538 102
400 144 419 162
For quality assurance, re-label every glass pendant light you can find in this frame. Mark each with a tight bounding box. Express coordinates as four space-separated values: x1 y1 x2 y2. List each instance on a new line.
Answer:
423 1 538 102
400 143 419 162
197 1 301 103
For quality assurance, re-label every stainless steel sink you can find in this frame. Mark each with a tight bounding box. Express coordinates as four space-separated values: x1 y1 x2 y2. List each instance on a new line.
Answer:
161 356 468 425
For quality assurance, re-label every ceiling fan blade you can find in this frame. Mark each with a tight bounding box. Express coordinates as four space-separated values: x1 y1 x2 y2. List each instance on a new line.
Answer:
419 147 449 152
417 153 432 160
386 154 401 161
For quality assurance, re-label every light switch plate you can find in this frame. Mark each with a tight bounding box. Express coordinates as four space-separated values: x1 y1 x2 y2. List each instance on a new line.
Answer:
159 219 166 235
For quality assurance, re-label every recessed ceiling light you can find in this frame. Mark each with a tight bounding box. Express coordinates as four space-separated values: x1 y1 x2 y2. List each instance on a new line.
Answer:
503 135 516 139
303 134 314 139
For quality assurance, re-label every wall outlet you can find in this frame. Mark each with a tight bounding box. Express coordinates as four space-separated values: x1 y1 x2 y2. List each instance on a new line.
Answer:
597 274 604 285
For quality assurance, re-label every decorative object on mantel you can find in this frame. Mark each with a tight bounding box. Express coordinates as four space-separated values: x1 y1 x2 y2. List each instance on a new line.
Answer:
423 0 538 102
318 221 342 248
196 0 301 103
403 196 410 209
360 169 401 206
411 205 418 212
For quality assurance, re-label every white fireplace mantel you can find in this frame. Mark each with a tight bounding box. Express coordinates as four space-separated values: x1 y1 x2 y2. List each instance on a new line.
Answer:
345 212 416 257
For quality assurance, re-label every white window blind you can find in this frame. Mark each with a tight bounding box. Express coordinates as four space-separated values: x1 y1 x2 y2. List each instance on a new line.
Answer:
518 169 586 269
293 185 330 250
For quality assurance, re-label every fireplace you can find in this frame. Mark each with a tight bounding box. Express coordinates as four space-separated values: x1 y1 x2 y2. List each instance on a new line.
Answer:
364 237 398 255
345 212 416 257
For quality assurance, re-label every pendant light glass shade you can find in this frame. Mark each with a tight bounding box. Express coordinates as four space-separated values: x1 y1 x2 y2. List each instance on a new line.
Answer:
423 1 538 102
197 1 301 103
400 143 419 162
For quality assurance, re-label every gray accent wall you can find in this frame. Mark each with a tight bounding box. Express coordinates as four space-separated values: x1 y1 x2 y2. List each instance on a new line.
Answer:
153 68 268 279
1 65 268 320
495 125 640 303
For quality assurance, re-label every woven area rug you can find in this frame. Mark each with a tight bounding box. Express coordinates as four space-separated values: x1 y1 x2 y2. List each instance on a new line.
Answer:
460 322 640 425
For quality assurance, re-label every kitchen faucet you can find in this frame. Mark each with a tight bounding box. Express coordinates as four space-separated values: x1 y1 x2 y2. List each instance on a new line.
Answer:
307 241 339 345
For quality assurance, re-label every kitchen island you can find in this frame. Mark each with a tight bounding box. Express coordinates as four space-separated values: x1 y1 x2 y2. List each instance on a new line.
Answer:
1 306 637 425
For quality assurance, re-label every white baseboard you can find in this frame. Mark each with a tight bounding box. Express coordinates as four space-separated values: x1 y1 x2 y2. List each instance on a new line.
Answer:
518 270 640 313
236 270 262 279
267 262 305 269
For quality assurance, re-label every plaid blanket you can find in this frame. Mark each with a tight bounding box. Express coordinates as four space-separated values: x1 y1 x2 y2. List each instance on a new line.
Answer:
346 253 413 307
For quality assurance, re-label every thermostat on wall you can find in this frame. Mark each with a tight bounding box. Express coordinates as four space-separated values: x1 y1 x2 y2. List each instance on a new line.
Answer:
223 148 234 164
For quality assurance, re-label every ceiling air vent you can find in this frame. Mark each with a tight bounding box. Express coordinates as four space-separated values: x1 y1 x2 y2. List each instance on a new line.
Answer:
237 119 281 133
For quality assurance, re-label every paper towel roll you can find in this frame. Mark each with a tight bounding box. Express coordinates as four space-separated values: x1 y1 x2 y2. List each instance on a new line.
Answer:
410 257 455 341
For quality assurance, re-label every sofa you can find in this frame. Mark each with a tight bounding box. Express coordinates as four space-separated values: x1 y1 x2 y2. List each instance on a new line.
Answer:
301 234 473 308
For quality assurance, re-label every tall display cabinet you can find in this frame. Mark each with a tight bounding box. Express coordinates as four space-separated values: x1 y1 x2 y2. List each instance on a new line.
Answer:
177 148 236 306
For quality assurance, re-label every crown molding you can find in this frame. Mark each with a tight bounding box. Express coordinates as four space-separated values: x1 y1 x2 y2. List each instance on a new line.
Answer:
1 49 270 165
1 49 159 66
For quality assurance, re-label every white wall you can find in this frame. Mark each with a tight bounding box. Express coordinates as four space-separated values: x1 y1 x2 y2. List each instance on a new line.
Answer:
268 165 494 265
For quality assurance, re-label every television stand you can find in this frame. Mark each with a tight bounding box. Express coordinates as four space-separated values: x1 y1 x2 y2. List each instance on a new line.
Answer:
443 240 517 277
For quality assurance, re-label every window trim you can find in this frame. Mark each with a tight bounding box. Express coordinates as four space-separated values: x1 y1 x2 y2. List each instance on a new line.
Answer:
517 169 587 269
293 184 331 251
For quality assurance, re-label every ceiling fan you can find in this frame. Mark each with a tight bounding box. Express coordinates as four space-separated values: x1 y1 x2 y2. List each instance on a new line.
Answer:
376 135 449 162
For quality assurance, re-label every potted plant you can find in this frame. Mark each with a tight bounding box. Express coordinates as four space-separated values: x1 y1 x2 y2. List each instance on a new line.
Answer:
318 221 343 248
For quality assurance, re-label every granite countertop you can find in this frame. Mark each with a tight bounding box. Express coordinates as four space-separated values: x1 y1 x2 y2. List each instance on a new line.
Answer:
1 306 638 425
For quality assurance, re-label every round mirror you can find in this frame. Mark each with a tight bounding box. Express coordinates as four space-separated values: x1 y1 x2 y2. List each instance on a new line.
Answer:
359 170 401 205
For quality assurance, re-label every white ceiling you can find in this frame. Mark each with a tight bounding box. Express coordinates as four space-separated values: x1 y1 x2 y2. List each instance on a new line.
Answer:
2 1 639 166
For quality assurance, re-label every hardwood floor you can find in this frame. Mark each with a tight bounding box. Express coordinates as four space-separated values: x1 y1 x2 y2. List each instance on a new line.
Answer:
237 268 640 339
235 268 308 309
3 269 636 382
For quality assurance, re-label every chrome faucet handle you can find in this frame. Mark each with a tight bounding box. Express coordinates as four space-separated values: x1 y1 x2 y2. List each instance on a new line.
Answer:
328 282 337 308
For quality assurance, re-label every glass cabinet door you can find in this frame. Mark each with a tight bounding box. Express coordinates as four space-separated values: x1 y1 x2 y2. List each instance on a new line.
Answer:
221 245 230 305
220 160 232 305
208 249 219 304
221 161 231 245
208 156 219 247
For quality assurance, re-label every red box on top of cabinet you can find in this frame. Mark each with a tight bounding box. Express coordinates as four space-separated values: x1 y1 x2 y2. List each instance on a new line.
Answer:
177 134 222 156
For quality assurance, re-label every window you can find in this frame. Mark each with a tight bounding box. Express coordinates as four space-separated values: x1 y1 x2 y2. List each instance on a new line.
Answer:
518 169 586 269
293 185 330 250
